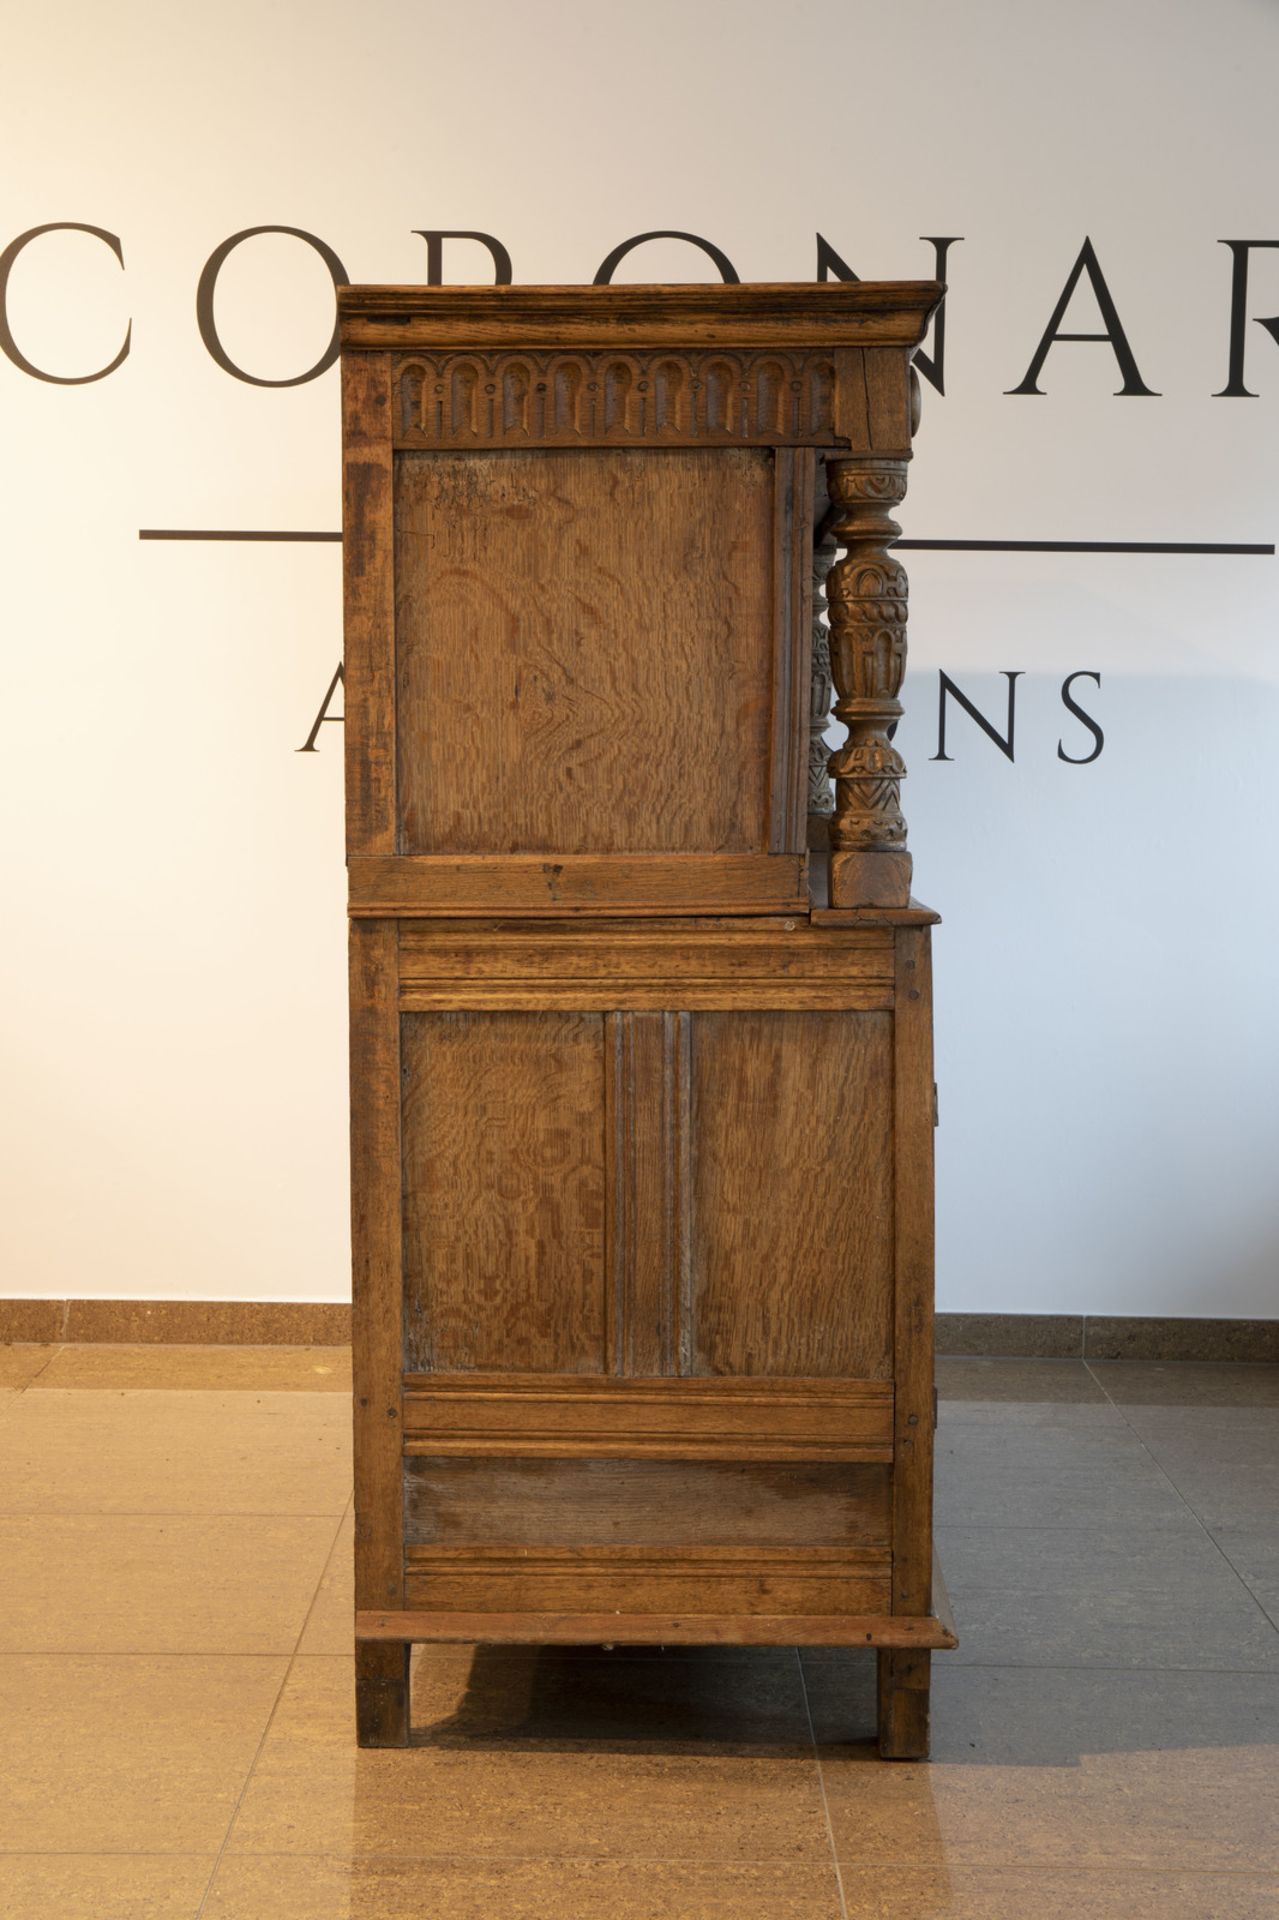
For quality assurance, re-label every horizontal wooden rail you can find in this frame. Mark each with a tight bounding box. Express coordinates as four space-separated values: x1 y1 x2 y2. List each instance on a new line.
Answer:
356 1607 958 1650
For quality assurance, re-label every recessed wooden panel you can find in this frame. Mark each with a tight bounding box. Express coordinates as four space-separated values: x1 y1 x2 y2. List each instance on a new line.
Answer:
689 1011 894 1377
394 448 778 857
403 1457 891 1549
401 1012 607 1373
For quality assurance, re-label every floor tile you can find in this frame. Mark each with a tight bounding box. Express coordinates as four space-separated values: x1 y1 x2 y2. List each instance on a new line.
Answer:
0 1855 212 1919
0 1345 58 1389
0 1389 351 1515
0 1654 286 1852
228 1652 830 1862
936 1520 1279 1669
33 1344 353 1393
934 1420 1193 1529
1213 1528 1279 1629
1118 1409 1279 1528
206 1853 844 1918
838 1866 1279 1918
1089 1361 1279 1408
297 1508 353 1656
0 1513 339 1654
937 1357 1110 1407
807 1661 1279 1871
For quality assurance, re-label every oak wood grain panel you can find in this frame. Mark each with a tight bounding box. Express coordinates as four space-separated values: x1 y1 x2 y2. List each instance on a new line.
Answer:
890 927 937 1617
338 281 945 351
394 449 776 857
606 1013 688 1376
357 1608 957 1649
767 449 814 848
398 925 893 981
401 1012 607 1374
689 1011 894 1378
864 347 915 455
342 354 395 856
348 853 809 916
399 983 892 1013
401 1374 893 1460
402 1457 892 1548
348 922 404 1617
401 1545 891 1616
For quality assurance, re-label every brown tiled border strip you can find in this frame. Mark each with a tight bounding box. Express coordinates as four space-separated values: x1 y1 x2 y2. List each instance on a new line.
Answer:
0 1299 353 1345
936 1312 1279 1363
0 1299 1276 1361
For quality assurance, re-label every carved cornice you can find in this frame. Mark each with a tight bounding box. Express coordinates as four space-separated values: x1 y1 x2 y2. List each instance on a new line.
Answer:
340 280 945 350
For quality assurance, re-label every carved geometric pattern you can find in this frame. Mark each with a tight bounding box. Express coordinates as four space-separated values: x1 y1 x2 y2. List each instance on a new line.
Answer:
393 351 837 447
824 457 912 853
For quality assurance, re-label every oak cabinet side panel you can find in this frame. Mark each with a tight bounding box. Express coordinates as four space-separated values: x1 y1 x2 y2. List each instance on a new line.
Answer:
401 1011 608 1373
394 448 775 857
688 1010 894 1378
404 1457 892 1548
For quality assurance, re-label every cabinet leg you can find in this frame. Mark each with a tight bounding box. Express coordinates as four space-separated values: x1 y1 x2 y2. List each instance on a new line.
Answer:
355 1640 410 1747
877 1648 930 1760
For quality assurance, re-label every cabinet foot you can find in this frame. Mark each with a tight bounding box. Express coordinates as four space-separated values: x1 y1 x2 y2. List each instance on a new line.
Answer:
877 1647 930 1759
355 1640 410 1747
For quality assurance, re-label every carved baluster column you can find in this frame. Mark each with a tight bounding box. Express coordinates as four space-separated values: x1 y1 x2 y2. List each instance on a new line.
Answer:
825 454 913 908
807 524 837 838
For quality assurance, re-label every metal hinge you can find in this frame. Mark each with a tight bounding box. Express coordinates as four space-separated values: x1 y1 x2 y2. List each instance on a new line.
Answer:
933 1386 939 1429
932 1082 939 1127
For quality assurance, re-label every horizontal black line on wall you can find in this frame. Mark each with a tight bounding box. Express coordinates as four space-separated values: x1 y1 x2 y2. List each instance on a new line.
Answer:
137 529 1275 555
139 529 342 542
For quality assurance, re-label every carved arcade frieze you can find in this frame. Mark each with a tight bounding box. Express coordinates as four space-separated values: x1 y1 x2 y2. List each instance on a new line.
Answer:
392 350 839 447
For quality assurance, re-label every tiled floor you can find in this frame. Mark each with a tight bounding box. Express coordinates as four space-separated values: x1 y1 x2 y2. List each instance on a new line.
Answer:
1 1346 1276 1918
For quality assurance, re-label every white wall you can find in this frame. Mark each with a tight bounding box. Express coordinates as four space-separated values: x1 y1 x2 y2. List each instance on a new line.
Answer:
2 0 1276 1314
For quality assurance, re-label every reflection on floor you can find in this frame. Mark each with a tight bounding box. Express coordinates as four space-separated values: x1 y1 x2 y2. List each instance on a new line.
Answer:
0 1345 1276 1917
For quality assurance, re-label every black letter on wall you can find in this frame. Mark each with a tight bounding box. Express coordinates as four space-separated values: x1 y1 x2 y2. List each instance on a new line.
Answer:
1006 237 1158 396
817 234 963 395
0 223 130 383
1057 671 1104 764
297 662 344 752
1214 240 1279 396
593 231 739 284
197 227 349 387
932 671 1023 762
412 230 512 284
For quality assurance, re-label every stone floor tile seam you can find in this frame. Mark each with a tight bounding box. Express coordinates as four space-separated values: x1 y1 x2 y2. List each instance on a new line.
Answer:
0 1649 313 1667
14 1345 64 1391
215 1846 854 1864
0 1849 222 1858
1083 1359 1279 1645
925 1653 1279 1674
834 1859 1279 1882
0 1507 351 1520
793 1646 850 1920
811 1656 1279 1684
190 1499 351 1920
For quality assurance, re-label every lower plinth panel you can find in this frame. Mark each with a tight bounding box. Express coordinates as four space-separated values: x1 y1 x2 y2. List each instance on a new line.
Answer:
401 1544 889 1615
355 1606 957 1651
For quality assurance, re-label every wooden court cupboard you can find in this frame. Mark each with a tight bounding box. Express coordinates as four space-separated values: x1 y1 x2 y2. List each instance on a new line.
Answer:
340 281 957 1759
